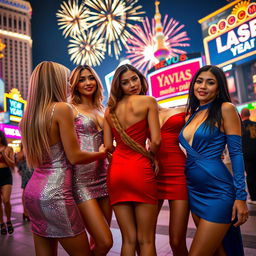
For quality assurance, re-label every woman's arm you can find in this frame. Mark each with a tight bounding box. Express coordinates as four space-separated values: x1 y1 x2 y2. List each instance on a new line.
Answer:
104 109 115 153
3 147 15 168
56 103 107 165
222 102 248 227
147 97 161 154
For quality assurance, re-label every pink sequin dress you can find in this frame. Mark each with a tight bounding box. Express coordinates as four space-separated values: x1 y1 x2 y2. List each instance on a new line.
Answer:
24 142 85 238
72 107 108 204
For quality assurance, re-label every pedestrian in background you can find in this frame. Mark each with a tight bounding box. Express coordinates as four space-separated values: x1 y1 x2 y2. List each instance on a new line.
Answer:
15 143 33 221
241 107 256 204
0 130 15 235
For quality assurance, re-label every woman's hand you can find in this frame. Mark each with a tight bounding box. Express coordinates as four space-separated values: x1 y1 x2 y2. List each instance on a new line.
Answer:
232 200 249 227
99 144 107 159
153 159 159 176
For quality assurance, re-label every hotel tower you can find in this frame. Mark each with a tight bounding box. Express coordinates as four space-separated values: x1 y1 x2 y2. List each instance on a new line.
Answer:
0 0 32 99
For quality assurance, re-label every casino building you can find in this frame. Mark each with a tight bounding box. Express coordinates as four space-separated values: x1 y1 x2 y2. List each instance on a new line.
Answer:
0 0 32 99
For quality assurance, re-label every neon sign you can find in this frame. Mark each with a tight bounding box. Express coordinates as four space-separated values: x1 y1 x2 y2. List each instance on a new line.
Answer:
4 88 26 123
0 124 21 139
200 0 256 67
148 57 203 102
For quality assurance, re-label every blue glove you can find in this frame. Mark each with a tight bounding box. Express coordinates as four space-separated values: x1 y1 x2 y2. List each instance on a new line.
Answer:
226 135 247 200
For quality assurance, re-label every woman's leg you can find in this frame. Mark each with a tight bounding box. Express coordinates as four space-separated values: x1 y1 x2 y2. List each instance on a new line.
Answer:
0 193 3 223
169 200 189 256
97 196 112 225
134 203 158 256
22 189 29 217
59 232 92 256
113 203 137 256
1 185 12 221
33 233 58 256
189 213 230 256
78 199 113 256
157 199 164 213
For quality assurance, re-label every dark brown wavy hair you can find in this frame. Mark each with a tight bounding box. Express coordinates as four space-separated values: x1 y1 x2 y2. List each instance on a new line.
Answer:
186 65 231 130
107 64 148 111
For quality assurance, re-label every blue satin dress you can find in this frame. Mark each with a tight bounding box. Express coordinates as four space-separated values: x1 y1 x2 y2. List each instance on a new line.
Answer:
178 102 247 255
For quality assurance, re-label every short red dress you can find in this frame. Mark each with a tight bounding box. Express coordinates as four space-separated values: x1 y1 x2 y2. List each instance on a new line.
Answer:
156 112 188 200
107 119 157 205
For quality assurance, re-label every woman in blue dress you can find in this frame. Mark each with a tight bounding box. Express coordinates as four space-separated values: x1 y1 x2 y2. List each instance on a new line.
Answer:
179 65 248 255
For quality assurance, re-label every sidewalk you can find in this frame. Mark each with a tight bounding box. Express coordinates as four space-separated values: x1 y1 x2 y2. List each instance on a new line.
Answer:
1 171 255 255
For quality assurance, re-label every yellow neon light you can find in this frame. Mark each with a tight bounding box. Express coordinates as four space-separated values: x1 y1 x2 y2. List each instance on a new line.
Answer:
203 14 255 41
10 116 22 122
0 29 32 43
158 94 188 104
198 0 242 24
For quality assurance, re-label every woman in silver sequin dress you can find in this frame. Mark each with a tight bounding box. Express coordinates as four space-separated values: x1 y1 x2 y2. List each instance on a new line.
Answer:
20 61 107 256
70 65 113 255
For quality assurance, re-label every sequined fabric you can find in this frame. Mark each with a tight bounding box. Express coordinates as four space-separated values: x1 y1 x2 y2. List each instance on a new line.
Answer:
73 113 108 203
24 142 85 238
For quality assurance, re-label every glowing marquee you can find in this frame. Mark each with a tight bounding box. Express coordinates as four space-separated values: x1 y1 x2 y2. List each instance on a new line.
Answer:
201 1 256 67
0 124 21 139
4 88 26 123
147 57 203 106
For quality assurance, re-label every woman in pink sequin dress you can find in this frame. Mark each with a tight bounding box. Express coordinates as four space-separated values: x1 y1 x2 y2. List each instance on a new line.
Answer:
70 65 112 255
20 61 107 256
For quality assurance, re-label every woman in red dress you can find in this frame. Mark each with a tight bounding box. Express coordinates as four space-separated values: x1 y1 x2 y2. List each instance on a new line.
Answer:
156 106 189 256
104 64 161 256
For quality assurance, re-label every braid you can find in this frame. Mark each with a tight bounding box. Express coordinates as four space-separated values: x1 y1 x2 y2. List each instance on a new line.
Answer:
109 112 154 163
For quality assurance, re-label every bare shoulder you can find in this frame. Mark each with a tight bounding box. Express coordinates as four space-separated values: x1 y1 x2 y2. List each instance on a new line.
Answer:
53 102 73 121
221 102 236 115
138 95 157 104
55 102 72 113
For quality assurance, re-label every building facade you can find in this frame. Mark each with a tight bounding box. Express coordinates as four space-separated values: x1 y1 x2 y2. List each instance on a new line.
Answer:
0 0 32 99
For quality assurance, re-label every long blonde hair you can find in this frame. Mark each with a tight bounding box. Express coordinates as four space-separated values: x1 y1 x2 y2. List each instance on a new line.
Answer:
107 64 148 112
20 61 70 168
70 65 104 111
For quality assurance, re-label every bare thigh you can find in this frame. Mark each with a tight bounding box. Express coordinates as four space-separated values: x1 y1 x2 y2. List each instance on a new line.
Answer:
169 200 189 242
59 232 92 256
78 199 112 245
189 215 230 256
1 185 12 203
113 203 137 243
33 233 58 256
97 196 112 225
134 203 158 241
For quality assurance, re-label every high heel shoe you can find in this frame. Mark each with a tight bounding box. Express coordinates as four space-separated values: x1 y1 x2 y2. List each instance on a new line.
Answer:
6 221 14 234
23 213 30 222
0 223 7 235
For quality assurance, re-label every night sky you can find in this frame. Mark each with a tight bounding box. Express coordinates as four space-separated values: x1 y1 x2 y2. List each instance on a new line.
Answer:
29 0 229 89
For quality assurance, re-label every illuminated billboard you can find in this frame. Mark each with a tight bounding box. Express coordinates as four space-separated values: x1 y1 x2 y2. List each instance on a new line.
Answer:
147 56 203 107
199 0 256 67
4 88 26 122
0 124 21 139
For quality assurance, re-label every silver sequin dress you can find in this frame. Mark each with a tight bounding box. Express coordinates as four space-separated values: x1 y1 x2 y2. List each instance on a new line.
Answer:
72 110 108 204
24 142 85 238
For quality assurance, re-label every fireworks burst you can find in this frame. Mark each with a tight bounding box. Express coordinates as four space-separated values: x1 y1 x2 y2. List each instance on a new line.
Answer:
126 15 190 75
68 29 106 67
83 0 145 59
56 0 89 38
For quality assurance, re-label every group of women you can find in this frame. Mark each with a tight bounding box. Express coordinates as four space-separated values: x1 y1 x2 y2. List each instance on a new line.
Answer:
18 61 248 256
